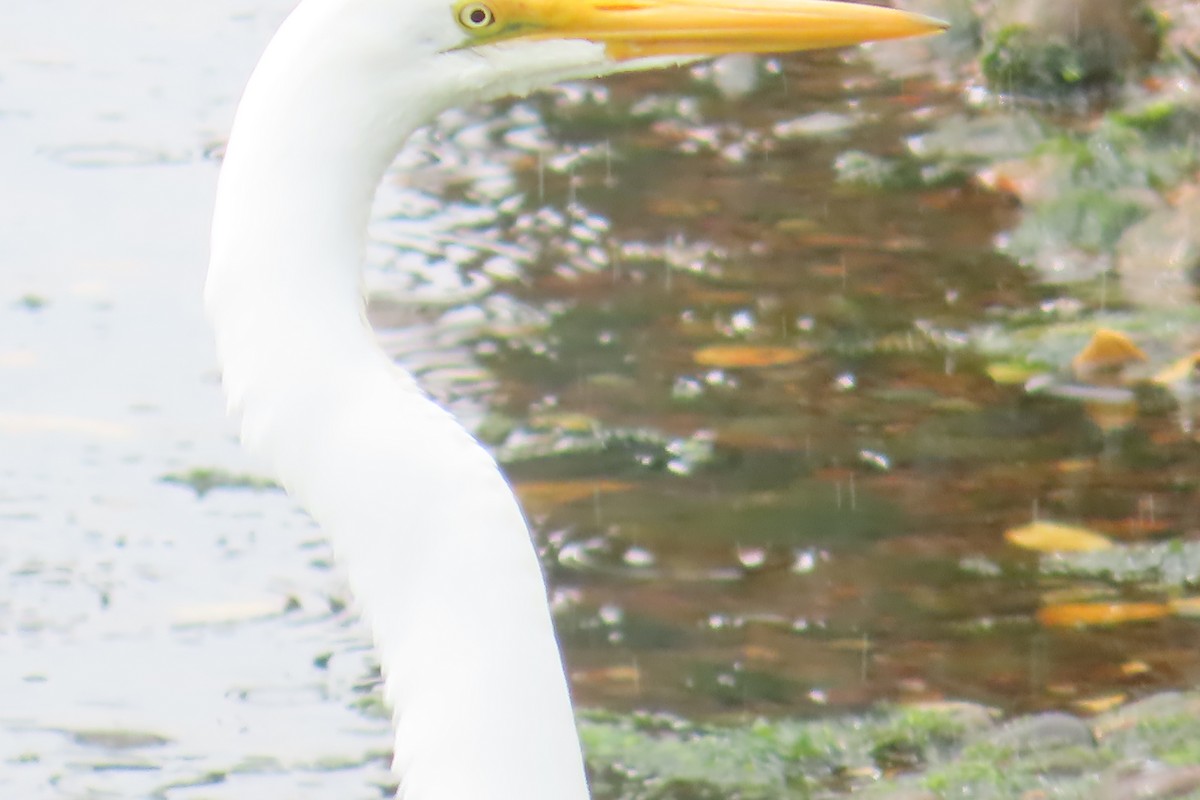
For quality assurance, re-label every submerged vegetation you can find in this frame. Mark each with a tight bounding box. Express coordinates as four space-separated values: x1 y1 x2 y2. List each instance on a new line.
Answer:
577 696 1200 798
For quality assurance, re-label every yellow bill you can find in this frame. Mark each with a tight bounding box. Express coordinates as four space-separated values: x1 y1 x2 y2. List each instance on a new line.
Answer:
454 0 948 60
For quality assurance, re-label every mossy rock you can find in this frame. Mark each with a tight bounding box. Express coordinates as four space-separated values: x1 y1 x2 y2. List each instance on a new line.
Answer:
982 0 1162 98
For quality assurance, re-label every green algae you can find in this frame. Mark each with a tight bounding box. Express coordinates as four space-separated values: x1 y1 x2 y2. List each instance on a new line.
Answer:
160 467 280 498
970 306 1200 381
573 695 1200 798
999 106 1200 279
1043 539 1200 588
983 24 1100 95
578 704 990 799
832 150 969 192
980 1 1163 99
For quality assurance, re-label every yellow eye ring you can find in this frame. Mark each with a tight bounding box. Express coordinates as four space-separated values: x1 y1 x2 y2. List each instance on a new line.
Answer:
457 2 496 30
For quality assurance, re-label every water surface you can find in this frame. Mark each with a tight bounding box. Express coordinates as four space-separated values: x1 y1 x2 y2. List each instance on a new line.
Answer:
2 1 1198 797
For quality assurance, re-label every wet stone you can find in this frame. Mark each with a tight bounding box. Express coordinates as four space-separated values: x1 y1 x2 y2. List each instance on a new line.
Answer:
874 790 939 800
982 0 1162 97
1095 692 1200 737
1116 190 1200 310
911 701 998 736
979 711 1096 754
1097 764 1200 800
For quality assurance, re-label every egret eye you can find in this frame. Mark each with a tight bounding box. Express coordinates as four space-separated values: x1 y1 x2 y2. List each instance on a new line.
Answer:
457 2 496 30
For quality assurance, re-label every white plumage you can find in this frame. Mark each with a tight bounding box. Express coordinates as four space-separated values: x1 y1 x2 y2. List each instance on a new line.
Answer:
205 1 943 797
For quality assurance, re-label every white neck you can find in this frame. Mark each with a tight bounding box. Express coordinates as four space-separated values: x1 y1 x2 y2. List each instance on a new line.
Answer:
207 4 589 798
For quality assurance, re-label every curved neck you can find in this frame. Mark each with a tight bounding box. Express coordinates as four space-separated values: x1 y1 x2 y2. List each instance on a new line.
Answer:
207 6 589 798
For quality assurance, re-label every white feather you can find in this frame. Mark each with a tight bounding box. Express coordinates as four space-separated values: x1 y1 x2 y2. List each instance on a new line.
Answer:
204 1 648 797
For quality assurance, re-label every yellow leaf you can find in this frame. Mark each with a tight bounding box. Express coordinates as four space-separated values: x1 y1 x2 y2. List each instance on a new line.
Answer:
1071 328 1147 377
1037 601 1170 628
1005 521 1114 553
693 345 812 369
1046 682 1077 697
1153 353 1200 386
528 412 600 433
1074 693 1127 714
986 362 1039 385
1119 660 1151 676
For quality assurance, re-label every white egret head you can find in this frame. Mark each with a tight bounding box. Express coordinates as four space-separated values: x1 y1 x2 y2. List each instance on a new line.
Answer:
262 0 946 128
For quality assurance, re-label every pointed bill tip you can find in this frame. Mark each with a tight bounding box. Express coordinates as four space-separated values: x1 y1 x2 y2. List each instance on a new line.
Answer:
911 10 952 35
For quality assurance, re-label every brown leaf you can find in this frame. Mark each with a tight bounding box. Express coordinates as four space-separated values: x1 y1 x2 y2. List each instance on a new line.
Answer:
571 665 641 686
646 196 719 218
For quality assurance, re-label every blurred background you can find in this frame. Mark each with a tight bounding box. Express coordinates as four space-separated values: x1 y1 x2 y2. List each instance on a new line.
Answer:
1 0 1199 796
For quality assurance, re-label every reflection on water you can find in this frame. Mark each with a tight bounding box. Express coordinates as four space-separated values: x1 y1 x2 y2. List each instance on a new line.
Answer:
374 59 1200 720
2 0 1199 796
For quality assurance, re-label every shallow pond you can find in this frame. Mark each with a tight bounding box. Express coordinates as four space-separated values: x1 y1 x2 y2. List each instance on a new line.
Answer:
2 0 1199 797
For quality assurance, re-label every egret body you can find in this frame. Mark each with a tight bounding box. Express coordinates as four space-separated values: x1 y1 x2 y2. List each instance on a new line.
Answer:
205 1 943 797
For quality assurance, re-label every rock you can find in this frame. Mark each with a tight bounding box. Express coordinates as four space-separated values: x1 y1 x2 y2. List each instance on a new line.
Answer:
981 0 1162 98
980 711 1096 753
908 700 999 734
1155 0 1200 67
1094 691 1200 737
1116 187 1200 309
1097 763 1200 800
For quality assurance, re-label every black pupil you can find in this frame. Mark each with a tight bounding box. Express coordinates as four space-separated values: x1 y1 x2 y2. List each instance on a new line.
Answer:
469 7 488 24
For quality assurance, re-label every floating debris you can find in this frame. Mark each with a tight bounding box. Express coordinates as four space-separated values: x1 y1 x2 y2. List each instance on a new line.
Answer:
692 344 812 369
1005 520 1114 553
1036 601 1171 627
1071 328 1148 379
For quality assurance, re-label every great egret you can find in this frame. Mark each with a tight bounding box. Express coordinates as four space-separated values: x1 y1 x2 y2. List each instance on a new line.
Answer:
205 1 944 797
